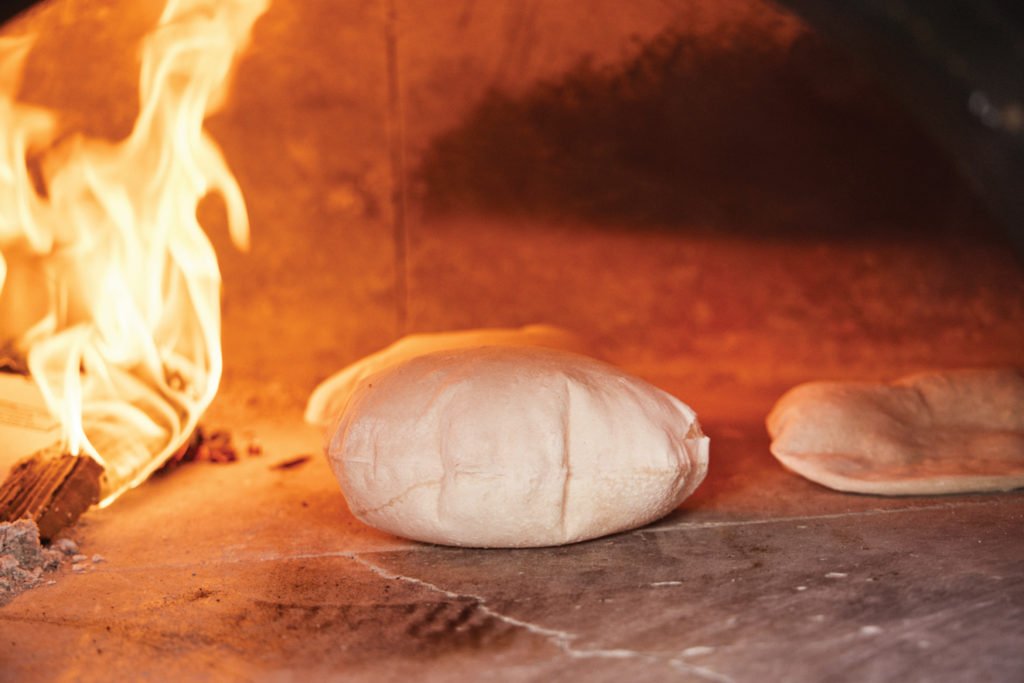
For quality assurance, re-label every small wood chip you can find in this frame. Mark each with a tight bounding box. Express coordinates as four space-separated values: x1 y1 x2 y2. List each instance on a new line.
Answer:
271 455 312 470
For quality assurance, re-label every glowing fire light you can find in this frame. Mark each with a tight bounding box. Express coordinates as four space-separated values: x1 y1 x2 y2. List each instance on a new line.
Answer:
0 0 267 506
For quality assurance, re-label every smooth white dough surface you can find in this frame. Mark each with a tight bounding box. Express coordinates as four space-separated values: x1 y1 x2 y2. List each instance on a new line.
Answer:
327 346 709 547
767 367 1024 495
305 325 588 427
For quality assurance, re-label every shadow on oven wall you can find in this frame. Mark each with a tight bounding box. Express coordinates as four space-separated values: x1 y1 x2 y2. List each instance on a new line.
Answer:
415 24 989 241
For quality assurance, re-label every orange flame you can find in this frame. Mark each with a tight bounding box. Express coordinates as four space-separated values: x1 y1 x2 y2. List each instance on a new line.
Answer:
0 0 267 506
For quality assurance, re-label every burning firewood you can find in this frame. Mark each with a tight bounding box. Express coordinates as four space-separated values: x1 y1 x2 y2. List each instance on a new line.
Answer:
0 444 102 542
0 0 269 512
0 359 99 540
0 0 269 543
0 424 264 541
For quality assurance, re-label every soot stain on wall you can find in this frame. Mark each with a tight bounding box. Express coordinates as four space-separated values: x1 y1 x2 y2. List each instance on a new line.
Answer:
415 27 988 239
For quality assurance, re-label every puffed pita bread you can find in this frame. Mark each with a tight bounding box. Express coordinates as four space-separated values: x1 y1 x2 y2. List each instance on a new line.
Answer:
327 346 709 547
305 325 588 427
766 368 1024 495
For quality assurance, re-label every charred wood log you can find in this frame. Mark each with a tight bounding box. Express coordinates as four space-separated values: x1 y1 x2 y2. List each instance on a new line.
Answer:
0 445 102 541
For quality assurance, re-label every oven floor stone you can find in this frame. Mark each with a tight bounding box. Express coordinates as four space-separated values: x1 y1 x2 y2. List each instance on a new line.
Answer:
2 417 1023 683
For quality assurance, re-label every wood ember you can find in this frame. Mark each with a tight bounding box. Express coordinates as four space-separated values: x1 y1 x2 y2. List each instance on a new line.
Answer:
0 519 67 607
157 426 262 472
0 445 103 541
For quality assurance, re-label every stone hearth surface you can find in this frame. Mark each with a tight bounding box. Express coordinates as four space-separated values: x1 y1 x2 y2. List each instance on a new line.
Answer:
2 1 1024 681
3 420 1023 682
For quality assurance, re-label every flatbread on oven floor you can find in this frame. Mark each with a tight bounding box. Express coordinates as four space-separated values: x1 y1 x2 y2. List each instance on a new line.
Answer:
327 346 708 547
766 368 1024 495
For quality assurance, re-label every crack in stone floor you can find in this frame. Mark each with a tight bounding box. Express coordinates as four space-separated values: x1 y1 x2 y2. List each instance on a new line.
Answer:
346 552 737 683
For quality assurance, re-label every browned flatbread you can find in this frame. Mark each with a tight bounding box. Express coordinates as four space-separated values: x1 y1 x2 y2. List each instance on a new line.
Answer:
766 368 1024 495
